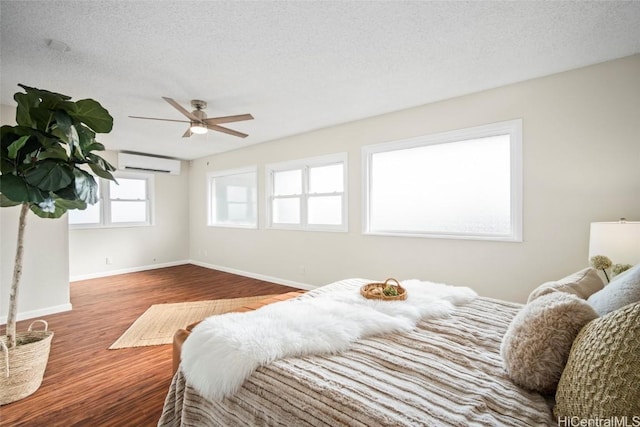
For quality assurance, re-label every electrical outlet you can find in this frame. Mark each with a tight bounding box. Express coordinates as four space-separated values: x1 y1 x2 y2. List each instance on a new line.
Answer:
105 257 112 265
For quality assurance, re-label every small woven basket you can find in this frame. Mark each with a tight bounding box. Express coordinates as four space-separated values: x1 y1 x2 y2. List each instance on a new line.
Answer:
360 278 407 301
0 320 54 406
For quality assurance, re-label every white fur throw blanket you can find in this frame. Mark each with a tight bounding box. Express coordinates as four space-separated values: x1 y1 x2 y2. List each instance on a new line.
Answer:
181 279 476 401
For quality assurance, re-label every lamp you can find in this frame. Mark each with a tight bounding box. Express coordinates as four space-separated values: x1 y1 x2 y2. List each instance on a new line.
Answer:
190 123 208 135
588 218 640 266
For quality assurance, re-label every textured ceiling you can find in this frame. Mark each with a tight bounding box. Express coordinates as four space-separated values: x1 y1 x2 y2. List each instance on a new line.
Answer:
1 1 639 160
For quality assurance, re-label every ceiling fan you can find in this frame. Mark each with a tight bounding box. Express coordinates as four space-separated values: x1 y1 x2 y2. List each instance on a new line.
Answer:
129 97 254 138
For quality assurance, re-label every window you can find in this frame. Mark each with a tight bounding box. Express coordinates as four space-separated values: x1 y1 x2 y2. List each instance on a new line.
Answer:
266 153 347 231
207 167 257 228
363 119 522 241
68 172 154 228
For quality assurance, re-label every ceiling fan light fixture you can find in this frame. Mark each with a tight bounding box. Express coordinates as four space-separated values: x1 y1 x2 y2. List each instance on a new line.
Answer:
129 97 253 139
190 124 208 134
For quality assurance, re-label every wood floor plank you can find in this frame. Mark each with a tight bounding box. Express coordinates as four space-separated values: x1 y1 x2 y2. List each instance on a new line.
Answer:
0 264 300 426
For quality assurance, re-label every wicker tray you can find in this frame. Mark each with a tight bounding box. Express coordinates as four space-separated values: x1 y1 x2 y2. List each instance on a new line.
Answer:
360 278 407 301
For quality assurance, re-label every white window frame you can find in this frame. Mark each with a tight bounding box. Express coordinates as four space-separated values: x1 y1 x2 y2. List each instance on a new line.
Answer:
207 166 258 229
362 119 523 242
266 153 348 232
69 171 154 229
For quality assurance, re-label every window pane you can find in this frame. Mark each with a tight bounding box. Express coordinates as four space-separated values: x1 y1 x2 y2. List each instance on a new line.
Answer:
308 195 342 225
111 201 147 223
370 135 511 235
68 202 101 225
267 153 347 231
309 164 343 194
211 170 257 226
110 178 146 200
227 203 248 221
273 198 300 224
226 185 247 202
273 170 302 196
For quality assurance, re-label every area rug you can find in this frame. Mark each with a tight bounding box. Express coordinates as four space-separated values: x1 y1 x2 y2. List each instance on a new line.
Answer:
109 295 277 349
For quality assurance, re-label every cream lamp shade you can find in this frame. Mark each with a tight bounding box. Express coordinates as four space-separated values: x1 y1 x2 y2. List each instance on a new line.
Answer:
588 219 640 265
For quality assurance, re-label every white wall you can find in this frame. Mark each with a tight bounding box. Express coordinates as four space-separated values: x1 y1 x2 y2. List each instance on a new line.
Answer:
189 55 640 303
1 105 72 323
68 151 190 280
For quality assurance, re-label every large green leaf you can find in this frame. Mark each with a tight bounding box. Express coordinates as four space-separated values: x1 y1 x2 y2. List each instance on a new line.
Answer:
28 106 55 132
13 92 36 127
53 110 73 138
24 160 74 191
72 99 113 133
87 153 116 171
2 126 31 150
57 198 86 211
88 162 115 181
76 124 97 152
84 141 105 152
37 144 69 161
7 135 30 159
53 182 78 200
72 168 98 205
0 173 46 203
2 128 47 166
30 200 65 218
30 196 87 219
68 126 83 161
18 84 71 107
0 193 21 207
86 153 116 182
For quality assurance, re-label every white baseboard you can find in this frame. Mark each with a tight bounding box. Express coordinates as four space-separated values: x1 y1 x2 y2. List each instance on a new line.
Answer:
69 259 315 291
70 260 190 282
2 261 314 325
0 303 73 325
189 260 318 291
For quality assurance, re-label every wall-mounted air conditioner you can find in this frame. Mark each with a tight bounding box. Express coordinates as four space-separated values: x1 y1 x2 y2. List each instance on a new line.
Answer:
117 152 181 175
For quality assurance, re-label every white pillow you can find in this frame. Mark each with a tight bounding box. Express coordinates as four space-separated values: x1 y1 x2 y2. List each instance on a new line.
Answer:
588 263 640 316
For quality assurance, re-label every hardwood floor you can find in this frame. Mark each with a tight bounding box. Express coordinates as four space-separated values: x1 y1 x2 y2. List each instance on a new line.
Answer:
0 264 300 426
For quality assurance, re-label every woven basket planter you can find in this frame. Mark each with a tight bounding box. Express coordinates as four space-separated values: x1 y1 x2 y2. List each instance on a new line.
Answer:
0 320 54 406
360 278 407 301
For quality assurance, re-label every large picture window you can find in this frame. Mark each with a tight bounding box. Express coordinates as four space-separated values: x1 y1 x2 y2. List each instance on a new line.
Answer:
266 153 347 231
68 172 154 228
363 119 522 241
207 167 257 228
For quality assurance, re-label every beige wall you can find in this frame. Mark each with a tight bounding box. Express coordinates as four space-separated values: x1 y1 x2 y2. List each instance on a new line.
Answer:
1 104 71 322
68 151 190 280
189 55 640 303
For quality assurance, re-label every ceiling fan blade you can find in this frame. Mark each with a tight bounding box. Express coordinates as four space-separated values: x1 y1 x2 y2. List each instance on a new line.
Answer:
182 127 193 138
206 124 248 138
162 97 199 121
129 116 189 124
203 114 254 125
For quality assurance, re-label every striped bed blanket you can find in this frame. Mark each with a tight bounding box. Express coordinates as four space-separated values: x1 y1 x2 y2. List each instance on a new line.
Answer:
159 279 555 426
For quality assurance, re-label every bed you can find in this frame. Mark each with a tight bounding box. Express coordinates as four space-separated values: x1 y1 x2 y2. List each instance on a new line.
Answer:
158 278 557 426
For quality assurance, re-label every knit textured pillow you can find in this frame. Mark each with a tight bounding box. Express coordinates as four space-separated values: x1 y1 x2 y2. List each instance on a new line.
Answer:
554 302 640 418
500 292 598 394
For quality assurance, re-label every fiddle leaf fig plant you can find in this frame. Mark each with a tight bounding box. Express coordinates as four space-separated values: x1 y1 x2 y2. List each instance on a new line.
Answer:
1 84 116 348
